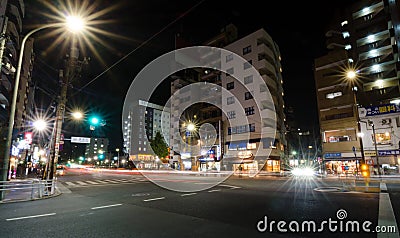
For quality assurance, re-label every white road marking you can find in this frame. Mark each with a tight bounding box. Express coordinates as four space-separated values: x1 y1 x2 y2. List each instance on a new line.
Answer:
103 179 120 183
143 197 165 202
76 181 88 185
377 184 399 238
65 182 76 186
181 193 197 197
208 189 221 193
86 181 100 185
91 204 123 210
218 184 241 190
95 180 109 184
6 213 56 221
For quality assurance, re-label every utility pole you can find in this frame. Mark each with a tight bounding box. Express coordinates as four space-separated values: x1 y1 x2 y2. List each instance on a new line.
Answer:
44 39 88 182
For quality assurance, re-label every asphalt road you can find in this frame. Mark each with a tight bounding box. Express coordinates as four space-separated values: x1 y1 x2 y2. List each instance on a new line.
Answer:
0 169 398 238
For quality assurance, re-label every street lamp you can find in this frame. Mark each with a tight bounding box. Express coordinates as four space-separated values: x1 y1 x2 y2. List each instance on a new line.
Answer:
345 69 366 165
1 16 86 186
116 148 120 168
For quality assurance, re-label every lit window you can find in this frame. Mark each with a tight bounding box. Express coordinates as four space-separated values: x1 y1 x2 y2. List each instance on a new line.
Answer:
247 143 257 149
326 91 342 99
345 44 352 50
373 133 391 145
341 20 348 26
342 32 350 38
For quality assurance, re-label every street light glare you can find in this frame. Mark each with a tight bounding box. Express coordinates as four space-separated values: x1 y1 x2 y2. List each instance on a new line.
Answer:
187 123 195 131
72 111 84 120
33 119 47 131
346 70 357 80
66 15 85 33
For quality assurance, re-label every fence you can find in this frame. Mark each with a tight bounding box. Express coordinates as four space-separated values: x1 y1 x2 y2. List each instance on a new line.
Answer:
0 179 57 203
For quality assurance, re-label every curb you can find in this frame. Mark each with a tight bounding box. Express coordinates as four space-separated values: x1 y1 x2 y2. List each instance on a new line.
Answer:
0 191 62 204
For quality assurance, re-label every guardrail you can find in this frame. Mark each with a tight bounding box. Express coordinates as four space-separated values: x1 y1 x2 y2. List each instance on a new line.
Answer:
0 179 57 203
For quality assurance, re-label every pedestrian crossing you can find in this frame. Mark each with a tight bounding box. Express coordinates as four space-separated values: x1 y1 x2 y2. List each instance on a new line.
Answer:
62 178 149 188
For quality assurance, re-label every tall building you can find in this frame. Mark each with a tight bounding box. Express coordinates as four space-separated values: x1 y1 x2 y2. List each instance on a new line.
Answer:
84 137 109 162
314 0 400 174
222 28 287 172
169 24 238 171
0 0 34 128
123 100 170 169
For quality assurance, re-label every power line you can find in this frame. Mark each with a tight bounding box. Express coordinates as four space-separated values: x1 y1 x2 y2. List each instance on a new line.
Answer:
74 0 206 95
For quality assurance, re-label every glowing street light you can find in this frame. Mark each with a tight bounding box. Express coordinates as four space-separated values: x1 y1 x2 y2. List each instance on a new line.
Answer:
65 15 86 33
1 15 86 187
187 123 196 132
71 111 84 120
33 119 48 131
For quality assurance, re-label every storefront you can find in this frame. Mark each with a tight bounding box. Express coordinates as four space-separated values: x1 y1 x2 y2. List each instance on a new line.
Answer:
324 159 359 175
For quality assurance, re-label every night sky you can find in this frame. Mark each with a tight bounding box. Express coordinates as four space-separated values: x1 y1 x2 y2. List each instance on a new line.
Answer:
24 0 351 149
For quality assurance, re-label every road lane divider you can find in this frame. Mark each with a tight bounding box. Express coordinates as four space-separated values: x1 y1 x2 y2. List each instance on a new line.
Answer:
6 213 56 221
218 184 241 190
208 189 221 193
91 203 123 210
181 193 197 197
143 197 165 202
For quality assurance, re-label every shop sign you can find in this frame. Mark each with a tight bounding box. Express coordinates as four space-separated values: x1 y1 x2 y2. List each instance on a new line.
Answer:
378 150 400 156
364 151 376 156
238 151 253 159
324 152 341 158
365 104 399 116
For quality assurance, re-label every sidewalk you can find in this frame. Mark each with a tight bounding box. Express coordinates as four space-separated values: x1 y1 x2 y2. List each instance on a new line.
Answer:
0 178 60 204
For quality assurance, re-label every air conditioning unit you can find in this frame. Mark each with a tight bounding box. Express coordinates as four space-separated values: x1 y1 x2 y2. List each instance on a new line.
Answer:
381 119 392 125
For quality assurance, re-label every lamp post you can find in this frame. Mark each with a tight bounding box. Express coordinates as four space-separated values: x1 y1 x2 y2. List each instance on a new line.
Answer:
346 69 366 165
116 148 120 168
368 120 380 175
1 23 63 188
1 17 86 193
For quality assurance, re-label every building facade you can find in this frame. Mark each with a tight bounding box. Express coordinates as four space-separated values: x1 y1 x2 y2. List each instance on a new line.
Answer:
84 137 109 163
123 100 170 169
314 0 400 174
222 28 287 173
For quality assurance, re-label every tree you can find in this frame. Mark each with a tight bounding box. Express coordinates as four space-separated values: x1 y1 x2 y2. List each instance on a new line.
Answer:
150 131 169 160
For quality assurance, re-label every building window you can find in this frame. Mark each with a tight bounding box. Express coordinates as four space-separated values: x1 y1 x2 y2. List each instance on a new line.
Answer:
245 91 253 100
247 143 256 149
139 147 142 151
226 67 234 76
245 106 255 116
227 96 235 105
243 45 252 55
226 54 233 62
373 132 391 145
227 82 234 90
249 123 255 132
325 91 342 99
227 111 236 119
244 75 253 84
243 60 252 70
260 84 267 92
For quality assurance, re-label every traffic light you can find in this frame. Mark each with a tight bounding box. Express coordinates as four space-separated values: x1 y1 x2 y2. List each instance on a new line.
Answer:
360 164 370 177
89 116 100 126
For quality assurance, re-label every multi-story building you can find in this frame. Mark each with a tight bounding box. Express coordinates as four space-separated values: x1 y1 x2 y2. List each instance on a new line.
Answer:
0 0 34 128
84 137 109 162
314 0 400 174
0 0 35 177
123 99 170 169
222 28 287 173
169 24 238 171
358 104 400 174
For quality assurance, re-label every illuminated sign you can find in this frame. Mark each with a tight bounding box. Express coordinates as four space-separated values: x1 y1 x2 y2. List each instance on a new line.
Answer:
24 132 33 144
365 104 399 116
71 137 91 143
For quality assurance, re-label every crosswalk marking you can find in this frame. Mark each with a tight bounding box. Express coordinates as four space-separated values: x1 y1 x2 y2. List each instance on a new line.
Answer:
63 178 148 188
86 181 100 185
